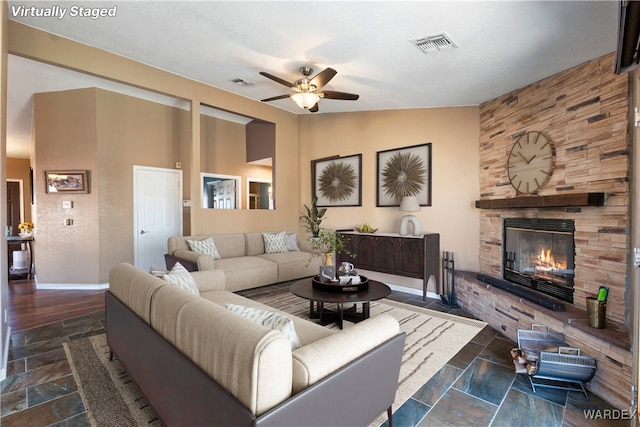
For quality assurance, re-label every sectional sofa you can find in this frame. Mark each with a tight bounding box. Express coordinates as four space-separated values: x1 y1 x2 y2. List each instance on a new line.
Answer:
164 231 322 291
106 263 406 426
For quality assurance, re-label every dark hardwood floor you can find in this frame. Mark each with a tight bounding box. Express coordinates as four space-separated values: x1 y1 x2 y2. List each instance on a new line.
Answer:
7 279 105 332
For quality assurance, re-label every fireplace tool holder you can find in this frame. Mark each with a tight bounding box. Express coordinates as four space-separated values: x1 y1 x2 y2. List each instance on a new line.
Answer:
517 324 597 399
440 251 458 308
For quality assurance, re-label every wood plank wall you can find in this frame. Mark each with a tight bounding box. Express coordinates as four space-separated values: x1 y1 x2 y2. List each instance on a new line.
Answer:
477 52 630 324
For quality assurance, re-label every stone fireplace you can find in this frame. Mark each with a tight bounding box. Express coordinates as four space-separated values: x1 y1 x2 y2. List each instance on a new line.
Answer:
457 52 632 410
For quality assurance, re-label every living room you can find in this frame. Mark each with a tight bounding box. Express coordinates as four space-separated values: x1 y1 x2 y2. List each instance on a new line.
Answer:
1 1 639 425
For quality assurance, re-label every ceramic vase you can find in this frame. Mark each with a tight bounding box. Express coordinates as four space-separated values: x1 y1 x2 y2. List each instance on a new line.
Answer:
323 252 333 266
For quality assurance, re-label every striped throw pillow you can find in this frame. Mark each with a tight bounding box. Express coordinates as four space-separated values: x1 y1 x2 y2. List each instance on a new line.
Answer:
149 265 169 277
284 232 300 251
262 232 288 254
187 237 221 260
162 262 199 295
226 303 301 350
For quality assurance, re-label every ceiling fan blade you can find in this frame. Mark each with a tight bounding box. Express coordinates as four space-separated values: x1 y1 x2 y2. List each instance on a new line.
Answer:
261 94 292 102
259 71 295 88
310 68 337 89
309 103 319 113
321 90 360 101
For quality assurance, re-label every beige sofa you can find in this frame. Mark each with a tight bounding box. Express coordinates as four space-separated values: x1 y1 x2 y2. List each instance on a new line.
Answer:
165 232 322 291
107 263 405 427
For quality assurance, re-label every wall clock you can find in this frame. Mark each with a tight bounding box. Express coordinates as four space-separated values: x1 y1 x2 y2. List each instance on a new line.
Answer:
507 131 555 194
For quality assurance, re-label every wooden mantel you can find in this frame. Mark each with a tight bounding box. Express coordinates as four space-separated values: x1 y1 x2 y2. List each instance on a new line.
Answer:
475 192 605 209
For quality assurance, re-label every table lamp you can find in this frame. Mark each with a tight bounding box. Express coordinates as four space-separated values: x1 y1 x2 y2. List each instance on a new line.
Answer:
399 196 421 236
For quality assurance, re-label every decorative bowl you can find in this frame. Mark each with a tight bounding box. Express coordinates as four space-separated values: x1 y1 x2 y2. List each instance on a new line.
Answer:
355 227 378 233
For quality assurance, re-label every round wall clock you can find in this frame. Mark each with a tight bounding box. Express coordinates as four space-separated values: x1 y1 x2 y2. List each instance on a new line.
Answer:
507 131 555 194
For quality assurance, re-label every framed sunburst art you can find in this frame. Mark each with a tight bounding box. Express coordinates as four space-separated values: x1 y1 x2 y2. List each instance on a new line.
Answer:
376 143 432 207
312 154 362 207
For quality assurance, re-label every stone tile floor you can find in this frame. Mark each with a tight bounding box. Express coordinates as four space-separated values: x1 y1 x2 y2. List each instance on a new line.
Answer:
1 285 627 426
1 311 106 427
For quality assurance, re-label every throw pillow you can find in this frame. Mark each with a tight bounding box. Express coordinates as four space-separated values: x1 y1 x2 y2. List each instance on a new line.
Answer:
187 237 221 260
262 232 288 254
162 262 199 295
149 265 169 277
284 232 300 251
226 303 301 350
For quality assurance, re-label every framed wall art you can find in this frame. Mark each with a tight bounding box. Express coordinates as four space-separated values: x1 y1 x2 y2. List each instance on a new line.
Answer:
376 143 431 207
312 154 362 207
45 170 89 194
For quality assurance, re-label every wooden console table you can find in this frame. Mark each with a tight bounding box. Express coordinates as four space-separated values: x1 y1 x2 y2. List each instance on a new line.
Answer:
337 231 440 301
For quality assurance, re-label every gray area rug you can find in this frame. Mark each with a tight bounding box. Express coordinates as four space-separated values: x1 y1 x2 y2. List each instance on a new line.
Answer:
63 335 163 427
64 294 486 427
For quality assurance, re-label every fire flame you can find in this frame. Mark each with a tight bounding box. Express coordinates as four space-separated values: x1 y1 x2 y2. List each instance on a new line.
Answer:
537 248 566 270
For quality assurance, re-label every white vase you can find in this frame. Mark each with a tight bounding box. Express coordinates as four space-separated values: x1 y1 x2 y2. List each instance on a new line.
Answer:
19 230 32 238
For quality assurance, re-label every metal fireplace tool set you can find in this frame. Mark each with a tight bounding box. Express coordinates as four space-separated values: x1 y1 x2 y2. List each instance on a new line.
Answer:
440 251 459 308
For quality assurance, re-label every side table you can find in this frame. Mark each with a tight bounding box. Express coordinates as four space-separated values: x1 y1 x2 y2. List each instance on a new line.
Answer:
7 236 34 279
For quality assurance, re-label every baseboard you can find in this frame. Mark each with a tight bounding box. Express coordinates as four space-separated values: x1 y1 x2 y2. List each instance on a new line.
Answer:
36 283 109 290
356 269 440 299
386 283 440 300
1 325 11 382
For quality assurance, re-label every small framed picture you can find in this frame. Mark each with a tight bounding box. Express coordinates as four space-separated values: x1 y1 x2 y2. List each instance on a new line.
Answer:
45 170 89 194
319 265 336 282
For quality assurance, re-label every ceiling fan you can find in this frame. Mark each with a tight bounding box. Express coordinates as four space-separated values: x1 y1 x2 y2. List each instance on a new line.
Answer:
260 66 359 112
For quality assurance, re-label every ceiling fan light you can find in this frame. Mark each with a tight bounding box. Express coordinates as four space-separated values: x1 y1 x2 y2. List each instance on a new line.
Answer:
292 92 320 109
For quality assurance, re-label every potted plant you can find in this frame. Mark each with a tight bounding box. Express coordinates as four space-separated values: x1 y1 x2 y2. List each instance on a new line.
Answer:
309 228 354 266
299 196 327 238
18 221 34 238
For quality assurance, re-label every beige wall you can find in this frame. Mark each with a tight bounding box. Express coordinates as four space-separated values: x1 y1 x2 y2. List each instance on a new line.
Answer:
33 89 99 284
298 107 481 285
191 111 299 234
33 88 191 284
200 116 273 210
6 157 32 223
95 89 190 280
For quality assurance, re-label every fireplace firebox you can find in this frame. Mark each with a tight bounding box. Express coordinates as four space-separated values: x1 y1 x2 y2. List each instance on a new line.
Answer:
503 218 575 304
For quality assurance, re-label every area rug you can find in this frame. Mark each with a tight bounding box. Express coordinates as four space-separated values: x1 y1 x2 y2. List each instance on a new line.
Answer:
63 334 163 427
253 292 487 426
64 294 485 427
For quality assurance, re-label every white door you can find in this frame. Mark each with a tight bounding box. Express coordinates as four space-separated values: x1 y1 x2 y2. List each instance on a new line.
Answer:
133 166 182 270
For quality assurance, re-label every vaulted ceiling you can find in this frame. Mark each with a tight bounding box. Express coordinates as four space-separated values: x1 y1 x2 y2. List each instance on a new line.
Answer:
7 1 619 157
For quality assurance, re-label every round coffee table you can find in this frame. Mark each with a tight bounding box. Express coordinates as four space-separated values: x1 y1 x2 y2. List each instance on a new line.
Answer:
290 278 391 329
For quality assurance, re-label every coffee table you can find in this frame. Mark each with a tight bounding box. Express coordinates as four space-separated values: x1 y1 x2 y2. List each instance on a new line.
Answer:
290 278 391 329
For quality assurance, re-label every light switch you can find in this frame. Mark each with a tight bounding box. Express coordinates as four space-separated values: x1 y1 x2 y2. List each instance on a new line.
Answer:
64 218 73 226
62 201 73 209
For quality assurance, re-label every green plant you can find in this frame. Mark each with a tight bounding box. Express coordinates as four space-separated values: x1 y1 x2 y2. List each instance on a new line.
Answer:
309 228 344 253
299 196 327 238
311 228 355 258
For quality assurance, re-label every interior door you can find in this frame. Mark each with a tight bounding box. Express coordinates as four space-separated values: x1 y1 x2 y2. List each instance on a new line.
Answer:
133 166 182 271
216 179 236 209
6 180 22 236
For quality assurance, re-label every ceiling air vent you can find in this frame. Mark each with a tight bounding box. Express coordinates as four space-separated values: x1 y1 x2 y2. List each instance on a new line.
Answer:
231 78 255 86
409 32 458 54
